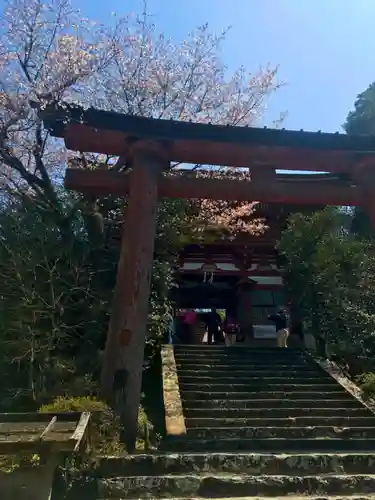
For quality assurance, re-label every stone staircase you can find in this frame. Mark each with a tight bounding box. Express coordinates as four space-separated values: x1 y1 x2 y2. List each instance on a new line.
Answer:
85 346 375 499
171 345 375 453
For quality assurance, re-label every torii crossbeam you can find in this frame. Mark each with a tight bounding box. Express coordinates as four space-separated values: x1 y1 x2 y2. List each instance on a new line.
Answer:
40 102 375 449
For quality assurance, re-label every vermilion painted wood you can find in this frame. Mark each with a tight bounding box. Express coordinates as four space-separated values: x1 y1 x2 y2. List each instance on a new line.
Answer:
64 169 362 206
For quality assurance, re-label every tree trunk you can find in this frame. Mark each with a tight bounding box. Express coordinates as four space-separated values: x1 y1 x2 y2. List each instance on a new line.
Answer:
100 140 166 450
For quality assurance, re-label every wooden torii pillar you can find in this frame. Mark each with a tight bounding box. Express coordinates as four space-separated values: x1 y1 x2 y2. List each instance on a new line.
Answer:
100 140 167 449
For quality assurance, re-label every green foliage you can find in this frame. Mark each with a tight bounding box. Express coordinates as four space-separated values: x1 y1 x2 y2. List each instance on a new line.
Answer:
350 207 373 240
39 395 108 412
148 198 195 349
0 198 103 410
39 396 127 455
356 372 375 400
0 454 41 474
0 394 137 473
0 187 192 407
39 395 154 454
278 207 375 356
344 81 375 136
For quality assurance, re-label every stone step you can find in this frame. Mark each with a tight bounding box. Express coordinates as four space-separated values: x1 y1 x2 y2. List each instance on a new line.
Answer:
165 438 375 453
174 353 308 361
182 399 364 410
178 376 334 384
174 345 305 351
95 452 375 477
184 426 375 440
175 351 310 357
178 369 325 378
97 473 375 498
176 360 311 368
176 363 314 371
183 408 371 419
179 383 341 392
174 351 308 358
176 361 314 372
185 416 375 428
181 390 351 400
175 353 311 359
174 345 303 352
124 496 375 500
173 348 304 354
139 497 375 500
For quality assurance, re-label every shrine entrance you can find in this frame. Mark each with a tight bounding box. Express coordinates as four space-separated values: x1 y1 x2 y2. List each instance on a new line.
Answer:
40 102 375 449
175 241 286 342
173 263 237 310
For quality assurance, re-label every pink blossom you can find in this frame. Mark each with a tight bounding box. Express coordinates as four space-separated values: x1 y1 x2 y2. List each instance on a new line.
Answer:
0 0 282 235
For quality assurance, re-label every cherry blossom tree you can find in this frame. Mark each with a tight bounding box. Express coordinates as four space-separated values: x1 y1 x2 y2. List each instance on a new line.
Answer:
91 14 281 235
170 168 267 236
0 0 110 194
0 0 282 236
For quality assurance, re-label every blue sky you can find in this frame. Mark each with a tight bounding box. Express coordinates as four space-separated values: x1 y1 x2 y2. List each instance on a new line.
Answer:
72 0 375 133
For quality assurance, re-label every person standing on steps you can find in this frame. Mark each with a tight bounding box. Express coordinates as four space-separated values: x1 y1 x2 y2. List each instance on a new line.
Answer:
164 308 175 344
206 307 223 345
268 307 289 348
182 309 197 344
223 313 239 347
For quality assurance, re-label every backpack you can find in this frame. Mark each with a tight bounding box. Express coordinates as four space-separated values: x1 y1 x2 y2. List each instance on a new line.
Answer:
225 321 238 334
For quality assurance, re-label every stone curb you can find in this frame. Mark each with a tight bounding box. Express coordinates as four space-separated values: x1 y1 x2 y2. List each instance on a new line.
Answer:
161 345 186 438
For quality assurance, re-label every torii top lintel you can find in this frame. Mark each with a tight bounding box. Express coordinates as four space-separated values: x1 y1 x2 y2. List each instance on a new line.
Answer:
39 103 375 173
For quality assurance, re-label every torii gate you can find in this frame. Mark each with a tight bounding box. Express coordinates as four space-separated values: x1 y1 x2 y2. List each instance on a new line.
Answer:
40 103 375 448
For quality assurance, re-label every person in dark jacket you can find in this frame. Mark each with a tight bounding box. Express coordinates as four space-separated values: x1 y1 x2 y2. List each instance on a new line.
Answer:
268 307 289 348
206 308 222 344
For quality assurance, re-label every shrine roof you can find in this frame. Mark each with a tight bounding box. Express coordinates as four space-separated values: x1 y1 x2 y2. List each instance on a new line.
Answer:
39 102 375 173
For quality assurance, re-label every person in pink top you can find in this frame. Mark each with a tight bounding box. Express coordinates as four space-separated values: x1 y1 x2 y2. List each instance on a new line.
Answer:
184 310 197 325
182 309 197 344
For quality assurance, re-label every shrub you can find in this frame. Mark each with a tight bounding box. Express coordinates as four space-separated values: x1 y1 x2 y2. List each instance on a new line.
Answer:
39 396 126 456
137 404 155 450
39 395 154 453
356 372 375 399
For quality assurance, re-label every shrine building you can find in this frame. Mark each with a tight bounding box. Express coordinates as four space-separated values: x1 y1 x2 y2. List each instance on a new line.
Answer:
173 197 322 339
